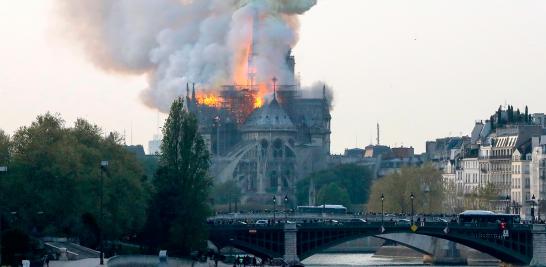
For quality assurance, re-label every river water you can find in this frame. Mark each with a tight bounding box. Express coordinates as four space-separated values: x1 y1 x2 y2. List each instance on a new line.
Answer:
302 253 496 267
303 253 422 266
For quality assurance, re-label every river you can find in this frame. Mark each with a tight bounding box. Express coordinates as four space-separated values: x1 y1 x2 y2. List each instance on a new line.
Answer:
302 253 496 267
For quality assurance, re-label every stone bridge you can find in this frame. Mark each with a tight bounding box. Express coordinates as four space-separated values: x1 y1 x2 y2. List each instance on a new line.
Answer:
208 222 546 266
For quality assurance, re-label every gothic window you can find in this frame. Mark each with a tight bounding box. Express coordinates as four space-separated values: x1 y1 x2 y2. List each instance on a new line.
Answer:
261 139 269 157
273 139 283 158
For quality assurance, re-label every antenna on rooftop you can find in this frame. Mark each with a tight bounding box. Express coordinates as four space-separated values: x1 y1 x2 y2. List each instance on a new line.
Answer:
376 123 380 145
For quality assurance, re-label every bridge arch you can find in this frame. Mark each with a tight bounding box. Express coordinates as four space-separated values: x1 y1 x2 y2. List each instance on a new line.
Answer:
374 234 433 256
209 223 533 265
295 225 530 264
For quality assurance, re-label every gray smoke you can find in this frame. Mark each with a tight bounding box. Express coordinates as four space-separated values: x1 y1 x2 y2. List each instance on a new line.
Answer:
301 82 335 110
57 0 318 112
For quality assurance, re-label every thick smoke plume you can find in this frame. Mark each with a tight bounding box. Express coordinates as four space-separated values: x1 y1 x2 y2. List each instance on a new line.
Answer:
57 0 318 112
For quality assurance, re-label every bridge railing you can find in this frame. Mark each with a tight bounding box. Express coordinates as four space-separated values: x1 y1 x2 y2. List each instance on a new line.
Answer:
209 213 458 222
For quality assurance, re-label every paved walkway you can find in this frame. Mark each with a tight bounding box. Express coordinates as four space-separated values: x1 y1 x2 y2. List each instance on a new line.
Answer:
48 259 235 267
49 258 100 267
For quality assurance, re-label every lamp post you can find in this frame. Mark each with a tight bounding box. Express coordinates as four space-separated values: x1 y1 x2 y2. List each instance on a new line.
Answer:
214 116 220 156
410 193 415 224
537 199 540 223
0 166 7 266
272 195 276 223
228 191 232 213
531 194 536 223
99 161 108 265
284 195 289 222
423 184 430 215
381 193 385 225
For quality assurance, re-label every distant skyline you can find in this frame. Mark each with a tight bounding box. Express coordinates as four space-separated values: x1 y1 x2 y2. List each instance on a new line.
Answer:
1 0 546 154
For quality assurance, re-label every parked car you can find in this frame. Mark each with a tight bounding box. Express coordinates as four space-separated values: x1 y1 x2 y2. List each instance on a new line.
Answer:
350 218 367 224
255 219 268 225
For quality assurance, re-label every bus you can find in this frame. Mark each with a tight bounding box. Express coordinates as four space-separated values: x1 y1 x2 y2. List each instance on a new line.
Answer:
296 205 347 215
458 210 521 225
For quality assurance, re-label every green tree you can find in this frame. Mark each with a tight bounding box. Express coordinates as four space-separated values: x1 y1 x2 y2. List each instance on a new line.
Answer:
476 182 499 210
212 180 242 205
2 114 150 247
145 98 212 256
296 164 372 206
316 183 351 208
0 130 9 164
367 165 444 214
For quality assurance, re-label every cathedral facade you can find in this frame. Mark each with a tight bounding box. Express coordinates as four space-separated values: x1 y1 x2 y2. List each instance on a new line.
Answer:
187 84 331 205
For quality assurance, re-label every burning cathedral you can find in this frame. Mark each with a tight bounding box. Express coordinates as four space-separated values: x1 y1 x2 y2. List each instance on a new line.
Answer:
59 0 328 204
185 50 331 205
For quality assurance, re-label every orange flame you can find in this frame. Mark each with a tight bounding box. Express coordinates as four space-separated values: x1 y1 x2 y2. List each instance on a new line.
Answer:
196 94 221 107
195 15 272 112
254 96 263 108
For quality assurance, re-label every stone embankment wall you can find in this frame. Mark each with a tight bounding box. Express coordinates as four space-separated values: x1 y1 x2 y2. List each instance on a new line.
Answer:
107 255 201 267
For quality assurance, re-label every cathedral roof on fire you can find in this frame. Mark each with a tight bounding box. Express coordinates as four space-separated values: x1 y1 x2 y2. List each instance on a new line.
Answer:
241 98 296 132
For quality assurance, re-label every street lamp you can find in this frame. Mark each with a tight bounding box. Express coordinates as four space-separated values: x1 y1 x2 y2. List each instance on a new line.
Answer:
539 198 542 223
0 166 7 266
531 194 536 223
410 193 415 224
228 191 232 213
272 195 277 223
284 195 289 222
99 160 108 265
214 116 221 156
381 193 385 225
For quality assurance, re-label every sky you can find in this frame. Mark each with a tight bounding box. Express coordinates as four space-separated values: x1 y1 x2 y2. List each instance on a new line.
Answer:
1 0 546 154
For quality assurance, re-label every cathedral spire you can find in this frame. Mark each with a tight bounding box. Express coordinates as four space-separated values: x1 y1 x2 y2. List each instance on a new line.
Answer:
323 84 326 100
192 83 196 101
272 77 278 101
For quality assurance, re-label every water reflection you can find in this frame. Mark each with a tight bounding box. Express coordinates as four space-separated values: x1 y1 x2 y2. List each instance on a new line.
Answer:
302 253 495 267
303 253 422 266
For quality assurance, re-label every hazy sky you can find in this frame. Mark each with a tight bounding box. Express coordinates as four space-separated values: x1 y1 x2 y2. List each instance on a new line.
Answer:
1 0 546 154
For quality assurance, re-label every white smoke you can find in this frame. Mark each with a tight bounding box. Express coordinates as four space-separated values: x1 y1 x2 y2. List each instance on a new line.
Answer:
57 0 317 112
